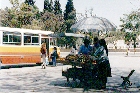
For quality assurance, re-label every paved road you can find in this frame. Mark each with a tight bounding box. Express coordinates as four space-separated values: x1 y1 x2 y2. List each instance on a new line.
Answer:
0 52 140 93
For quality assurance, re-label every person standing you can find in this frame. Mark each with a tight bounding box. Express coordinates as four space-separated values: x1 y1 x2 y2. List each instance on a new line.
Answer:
126 43 130 56
40 43 47 69
93 38 111 89
51 47 57 66
92 37 100 54
99 39 111 74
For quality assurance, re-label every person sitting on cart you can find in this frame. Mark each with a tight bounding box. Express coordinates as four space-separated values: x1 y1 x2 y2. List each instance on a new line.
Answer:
78 38 92 55
78 38 93 89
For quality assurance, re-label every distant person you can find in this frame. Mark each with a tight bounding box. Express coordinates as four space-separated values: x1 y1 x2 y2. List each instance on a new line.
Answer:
27 38 31 43
78 39 92 55
40 43 47 69
126 43 130 56
70 45 77 55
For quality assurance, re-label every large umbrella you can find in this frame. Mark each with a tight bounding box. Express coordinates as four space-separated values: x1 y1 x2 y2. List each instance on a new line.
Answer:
48 32 85 37
71 16 117 33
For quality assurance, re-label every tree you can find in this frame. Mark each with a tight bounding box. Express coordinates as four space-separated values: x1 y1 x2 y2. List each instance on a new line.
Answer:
105 31 125 44
120 10 140 52
41 11 65 32
0 8 11 27
120 11 140 32
0 0 20 27
0 0 42 29
22 19 45 30
25 0 35 6
63 0 76 48
49 0 53 12
54 0 62 15
64 0 76 33
53 0 64 32
44 0 49 11
44 0 53 12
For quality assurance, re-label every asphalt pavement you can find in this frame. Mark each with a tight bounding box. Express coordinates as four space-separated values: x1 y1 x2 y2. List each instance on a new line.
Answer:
0 52 140 93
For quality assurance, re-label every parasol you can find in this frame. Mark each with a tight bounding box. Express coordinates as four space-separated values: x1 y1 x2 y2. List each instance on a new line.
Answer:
71 16 117 33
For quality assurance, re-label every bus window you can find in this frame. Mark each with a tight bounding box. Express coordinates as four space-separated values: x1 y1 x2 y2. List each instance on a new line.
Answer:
24 34 39 45
50 38 57 46
24 36 31 44
14 35 21 43
3 32 21 45
32 36 39 43
9 35 13 42
3 34 8 42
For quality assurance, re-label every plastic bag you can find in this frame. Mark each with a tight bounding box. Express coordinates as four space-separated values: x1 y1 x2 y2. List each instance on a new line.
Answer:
46 57 49 65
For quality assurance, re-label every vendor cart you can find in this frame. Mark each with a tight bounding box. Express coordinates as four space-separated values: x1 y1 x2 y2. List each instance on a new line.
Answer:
62 54 105 89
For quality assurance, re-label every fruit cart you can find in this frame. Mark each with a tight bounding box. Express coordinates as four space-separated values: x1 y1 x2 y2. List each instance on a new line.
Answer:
62 54 103 88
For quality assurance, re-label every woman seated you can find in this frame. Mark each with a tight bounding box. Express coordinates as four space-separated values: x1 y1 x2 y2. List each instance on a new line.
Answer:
78 39 92 55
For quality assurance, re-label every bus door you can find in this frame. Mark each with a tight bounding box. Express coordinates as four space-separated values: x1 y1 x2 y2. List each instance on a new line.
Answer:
41 38 50 57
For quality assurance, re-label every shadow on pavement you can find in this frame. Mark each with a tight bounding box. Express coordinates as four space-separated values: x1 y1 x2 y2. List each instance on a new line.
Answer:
49 73 140 92
1 64 40 69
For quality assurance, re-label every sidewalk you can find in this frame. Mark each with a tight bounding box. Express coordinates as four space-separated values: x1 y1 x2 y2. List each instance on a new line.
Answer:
0 66 140 93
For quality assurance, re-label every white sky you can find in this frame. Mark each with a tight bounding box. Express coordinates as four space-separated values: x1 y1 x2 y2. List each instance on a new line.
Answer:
0 0 140 28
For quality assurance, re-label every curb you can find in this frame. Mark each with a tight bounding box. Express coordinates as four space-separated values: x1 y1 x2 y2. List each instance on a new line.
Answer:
1 63 40 69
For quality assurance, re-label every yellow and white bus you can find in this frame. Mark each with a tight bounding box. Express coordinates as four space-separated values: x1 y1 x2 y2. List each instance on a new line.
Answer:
0 27 60 64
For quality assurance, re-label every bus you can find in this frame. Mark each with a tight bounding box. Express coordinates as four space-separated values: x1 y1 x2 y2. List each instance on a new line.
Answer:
0 27 60 64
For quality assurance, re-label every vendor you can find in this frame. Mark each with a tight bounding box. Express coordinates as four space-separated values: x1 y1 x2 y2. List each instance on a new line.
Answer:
78 39 92 55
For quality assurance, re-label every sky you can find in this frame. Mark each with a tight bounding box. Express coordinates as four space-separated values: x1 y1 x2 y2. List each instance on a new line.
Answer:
0 0 140 28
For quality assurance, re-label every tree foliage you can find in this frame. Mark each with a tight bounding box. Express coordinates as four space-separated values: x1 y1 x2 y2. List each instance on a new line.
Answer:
54 0 62 15
44 0 53 12
120 10 140 32
120 9 140 48
25 0 35 6
41 11 65 32
64 0 76 33
61 0 77 48
0 0 41 29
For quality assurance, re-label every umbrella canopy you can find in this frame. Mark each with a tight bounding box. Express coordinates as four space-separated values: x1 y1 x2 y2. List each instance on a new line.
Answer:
48 33 85 38
71 16 117 33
